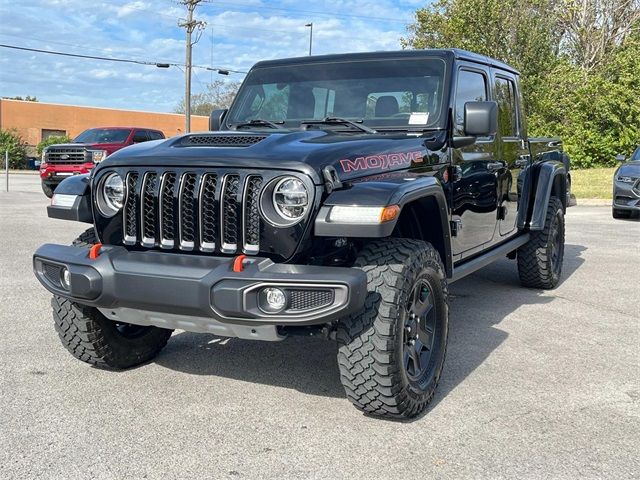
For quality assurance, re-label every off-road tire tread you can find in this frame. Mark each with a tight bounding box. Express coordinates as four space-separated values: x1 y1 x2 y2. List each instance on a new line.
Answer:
51 229 172 369
337 238 448 418
517 196 564 289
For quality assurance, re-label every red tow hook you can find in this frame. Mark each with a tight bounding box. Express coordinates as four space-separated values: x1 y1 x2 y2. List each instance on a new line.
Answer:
89 243 103 260
232 254 248 273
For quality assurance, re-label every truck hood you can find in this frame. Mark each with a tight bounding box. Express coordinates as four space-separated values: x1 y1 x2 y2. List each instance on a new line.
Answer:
99 130 449 184
616 161 640 177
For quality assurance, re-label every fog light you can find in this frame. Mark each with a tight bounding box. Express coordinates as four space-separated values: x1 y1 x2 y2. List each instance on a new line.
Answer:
260 287 287 313
60 268 71 290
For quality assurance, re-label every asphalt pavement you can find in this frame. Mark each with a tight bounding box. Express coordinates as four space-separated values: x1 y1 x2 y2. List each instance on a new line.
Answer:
1 174 638 479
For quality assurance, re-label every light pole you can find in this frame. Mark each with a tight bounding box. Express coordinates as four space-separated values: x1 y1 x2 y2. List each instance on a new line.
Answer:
305 23 313 56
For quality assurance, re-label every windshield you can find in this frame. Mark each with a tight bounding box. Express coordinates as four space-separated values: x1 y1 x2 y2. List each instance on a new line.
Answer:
227 57 447 130
74 128 131 144
632 147 640 161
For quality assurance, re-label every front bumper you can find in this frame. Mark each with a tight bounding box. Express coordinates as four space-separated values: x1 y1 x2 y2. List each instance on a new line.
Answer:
33 244 367 329
40 163 95 183
613 181 640 210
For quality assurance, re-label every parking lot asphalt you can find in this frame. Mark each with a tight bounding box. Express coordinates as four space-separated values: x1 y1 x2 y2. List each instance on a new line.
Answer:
1 175 638 479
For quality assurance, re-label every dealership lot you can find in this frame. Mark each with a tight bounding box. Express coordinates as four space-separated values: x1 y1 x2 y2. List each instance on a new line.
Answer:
1 175 638 479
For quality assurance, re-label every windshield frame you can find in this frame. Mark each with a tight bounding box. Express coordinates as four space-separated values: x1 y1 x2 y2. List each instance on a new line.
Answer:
73 128 132 144
225 56 451 132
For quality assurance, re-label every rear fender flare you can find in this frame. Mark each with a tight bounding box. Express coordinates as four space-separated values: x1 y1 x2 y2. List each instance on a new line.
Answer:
520 161 566 231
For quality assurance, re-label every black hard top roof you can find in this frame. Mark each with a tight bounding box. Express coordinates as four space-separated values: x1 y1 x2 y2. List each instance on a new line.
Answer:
251 48 519 75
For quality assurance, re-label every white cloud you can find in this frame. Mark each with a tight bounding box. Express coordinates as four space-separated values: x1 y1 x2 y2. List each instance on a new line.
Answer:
0 0 421 112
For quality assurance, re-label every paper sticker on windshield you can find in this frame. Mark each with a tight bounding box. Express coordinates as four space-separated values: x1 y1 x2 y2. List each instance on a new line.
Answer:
408 112 429 125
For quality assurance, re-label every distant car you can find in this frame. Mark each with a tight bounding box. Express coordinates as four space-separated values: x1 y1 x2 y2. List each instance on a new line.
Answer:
612 146 640 219
39 127 165 198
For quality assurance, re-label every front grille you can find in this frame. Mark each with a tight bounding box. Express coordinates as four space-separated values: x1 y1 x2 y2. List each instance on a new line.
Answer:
616 195 633 205
289 289 334 311
122 170 270 255
180 134 267 147
46 148 86 164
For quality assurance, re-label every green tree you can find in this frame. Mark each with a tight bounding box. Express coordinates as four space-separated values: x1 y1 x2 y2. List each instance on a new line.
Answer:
174 80 241 116
0 129 28 169
37 135 73 156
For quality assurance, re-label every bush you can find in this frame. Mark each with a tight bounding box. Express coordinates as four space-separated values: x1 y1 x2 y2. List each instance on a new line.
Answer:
37 135 73 156
0 128 28 169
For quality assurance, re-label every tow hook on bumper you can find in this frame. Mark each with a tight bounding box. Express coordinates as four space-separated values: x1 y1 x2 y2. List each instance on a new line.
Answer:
33 244 368 330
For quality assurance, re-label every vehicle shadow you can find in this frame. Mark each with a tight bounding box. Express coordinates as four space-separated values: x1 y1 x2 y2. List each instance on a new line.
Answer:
155 244 587 411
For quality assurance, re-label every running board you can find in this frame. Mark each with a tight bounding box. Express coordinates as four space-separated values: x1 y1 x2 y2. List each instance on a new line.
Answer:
450 234 530 283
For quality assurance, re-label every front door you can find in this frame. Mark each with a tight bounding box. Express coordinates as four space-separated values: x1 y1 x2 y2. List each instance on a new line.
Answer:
450 67 499 257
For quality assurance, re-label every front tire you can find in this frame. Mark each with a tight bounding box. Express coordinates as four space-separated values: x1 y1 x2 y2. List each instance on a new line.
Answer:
337 239 449 419
41 182 54 198
517 196 565 289
52 228 172 369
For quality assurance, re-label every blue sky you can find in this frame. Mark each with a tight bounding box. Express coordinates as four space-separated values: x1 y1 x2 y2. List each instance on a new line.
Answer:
0 0 426 113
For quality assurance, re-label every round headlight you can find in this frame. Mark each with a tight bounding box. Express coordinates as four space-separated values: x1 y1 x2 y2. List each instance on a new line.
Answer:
97 172 124 217
272 177 309 221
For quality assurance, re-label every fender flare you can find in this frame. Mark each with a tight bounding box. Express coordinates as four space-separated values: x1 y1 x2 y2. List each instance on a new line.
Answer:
314 176 453 276
46 174 93 224
518 161 566 231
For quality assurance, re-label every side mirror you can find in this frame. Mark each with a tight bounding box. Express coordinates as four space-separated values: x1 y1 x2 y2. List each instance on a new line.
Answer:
616 154 626 162
464 101 498 137
209 109 228 131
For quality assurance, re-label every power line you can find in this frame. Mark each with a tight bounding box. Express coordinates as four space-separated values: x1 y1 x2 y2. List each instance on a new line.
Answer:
0 43 247 74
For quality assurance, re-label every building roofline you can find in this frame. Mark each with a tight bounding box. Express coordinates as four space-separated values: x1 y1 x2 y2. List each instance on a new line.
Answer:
0 98 209 118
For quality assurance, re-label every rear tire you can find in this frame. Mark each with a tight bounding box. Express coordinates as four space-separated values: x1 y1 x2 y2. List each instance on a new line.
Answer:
337 238 449 419
41 182 54 198
52 228 172 369
517 196 565 289
612 208 631 219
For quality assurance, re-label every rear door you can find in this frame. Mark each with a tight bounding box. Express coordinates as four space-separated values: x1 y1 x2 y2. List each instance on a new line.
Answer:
450 65 499 257
492 72 529 236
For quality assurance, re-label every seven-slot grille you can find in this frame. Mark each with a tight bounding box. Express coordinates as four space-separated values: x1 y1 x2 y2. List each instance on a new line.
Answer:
45 147 87 164
122 170 265 255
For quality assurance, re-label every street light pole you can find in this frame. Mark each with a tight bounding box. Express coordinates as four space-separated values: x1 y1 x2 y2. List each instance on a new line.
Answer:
305 23 313 56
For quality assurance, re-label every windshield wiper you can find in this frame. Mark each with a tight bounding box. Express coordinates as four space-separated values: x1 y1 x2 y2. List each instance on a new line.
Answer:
301 117 377 134
232 119 285 130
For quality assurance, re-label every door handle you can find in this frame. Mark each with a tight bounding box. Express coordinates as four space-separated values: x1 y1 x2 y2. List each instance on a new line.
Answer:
486 161 504 172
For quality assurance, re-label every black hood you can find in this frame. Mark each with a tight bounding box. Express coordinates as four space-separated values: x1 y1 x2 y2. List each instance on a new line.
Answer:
99 130 449 184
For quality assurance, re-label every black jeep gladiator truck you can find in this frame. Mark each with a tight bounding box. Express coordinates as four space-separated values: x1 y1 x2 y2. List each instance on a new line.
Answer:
33 49 569 419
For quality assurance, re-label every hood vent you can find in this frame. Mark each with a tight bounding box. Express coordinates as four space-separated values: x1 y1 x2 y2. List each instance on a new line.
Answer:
180 134 268 148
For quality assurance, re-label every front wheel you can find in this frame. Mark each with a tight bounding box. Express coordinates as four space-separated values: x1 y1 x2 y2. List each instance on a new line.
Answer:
52 228 173 369
41 182 54 198
337 238 449 419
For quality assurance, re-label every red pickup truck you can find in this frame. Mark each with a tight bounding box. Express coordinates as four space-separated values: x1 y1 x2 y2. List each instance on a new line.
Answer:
40 127 165 197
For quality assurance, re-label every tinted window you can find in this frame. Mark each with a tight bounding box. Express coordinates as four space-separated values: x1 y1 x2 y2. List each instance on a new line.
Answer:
455 70 487 135
74 128 131 144
495 77 518 137
632 147 640 161
132 131 150 143
148 131 165 140
228 58 447 129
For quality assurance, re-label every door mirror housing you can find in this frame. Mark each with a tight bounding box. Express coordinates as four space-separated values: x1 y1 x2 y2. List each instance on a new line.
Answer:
209 109 228 131
615 154 626 162
464 101 498 137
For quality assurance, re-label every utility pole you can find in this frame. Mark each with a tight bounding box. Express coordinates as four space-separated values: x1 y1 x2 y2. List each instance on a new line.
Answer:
179 0 205 133
305 23 313 56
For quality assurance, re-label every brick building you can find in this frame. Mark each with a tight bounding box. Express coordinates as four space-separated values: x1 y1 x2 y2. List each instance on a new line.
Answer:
0 98 209 151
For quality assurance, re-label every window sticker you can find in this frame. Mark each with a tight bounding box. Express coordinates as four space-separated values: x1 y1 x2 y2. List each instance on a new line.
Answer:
408 112 429 125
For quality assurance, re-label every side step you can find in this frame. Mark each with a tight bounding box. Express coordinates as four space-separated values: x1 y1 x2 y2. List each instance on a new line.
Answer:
450 234 530 283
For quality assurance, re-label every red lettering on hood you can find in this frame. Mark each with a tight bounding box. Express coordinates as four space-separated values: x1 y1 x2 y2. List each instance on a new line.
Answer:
339 151 424 173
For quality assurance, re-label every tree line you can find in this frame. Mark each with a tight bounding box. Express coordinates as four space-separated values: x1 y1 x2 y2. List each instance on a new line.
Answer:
402 0 640 167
